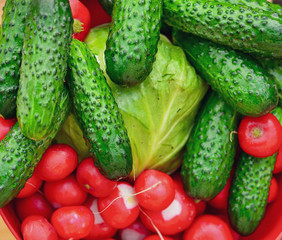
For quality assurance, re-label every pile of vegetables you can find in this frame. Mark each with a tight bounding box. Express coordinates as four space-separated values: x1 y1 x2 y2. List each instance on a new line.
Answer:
0 0 281 239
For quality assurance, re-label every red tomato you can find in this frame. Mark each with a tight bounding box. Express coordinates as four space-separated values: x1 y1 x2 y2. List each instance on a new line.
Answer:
268 177 278 203
98 182 140 229
76 157 117 198
21 215 58 240
183 215 234 240
51 206 94 240
69 0 91 41
273 146 282 174
208 176 231 210
17 174 42 198
15 192 54 222
140 180 196 235
195 200 207 216
43 174 87 208
84 196 117 240
0 116 17 141
119 218 152 240
238 113 282 158
144 235 174 240
34 144 78 182
134 169 175 211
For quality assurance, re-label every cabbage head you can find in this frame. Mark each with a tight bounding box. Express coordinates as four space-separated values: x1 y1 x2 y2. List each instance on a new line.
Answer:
80 25 209 178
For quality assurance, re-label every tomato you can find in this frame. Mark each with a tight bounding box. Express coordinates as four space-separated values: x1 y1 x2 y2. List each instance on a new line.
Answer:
134 169 175 211
144 235 174 240
268 177 278 203
119 218 152 240
76 157 117 198
0 116 17 141
195 200 207 216
84 196 117 240
51 206 94 240
238 113 282 158
16 174 43 198
21 215 58 240
69 0 91 41
183 215 234 240
273 146 282 174
43 174 87 208
140 180 196 235
15 192 54 222
98 182 140 229
208 176 231 210
34 144 78 182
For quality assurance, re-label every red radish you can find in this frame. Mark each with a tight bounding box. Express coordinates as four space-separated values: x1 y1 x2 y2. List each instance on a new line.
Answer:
0 116 17 141
140 180 196 235
98 182 140 229
183 215 234 240
119 218 152 240
273 146 282 174
76 157 117 198
144 235 174 240
84 196 117 240
21 215 58 240
51 206 94 240
34 144 78 182
217 214 241 240
43 174 87 208
17 174 42 198
268 177 278 203
194 200 207 216
134 169 175 211
238 113 282 158
69 0 91 41
15 192 54 222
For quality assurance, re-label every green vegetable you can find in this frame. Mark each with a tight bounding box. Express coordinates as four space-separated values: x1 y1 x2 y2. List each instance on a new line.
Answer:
173 30 278 117
85 25 208 178
105 0 163 86
0 87 71 209
67 39 132 180
16 0 73 140
181 91 239 200
164 0 282 58
0 0 31 118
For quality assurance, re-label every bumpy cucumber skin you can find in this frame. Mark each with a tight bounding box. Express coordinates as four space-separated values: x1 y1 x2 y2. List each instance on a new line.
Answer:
16 0 73 140
181 91 239 200
0 88 70 209
0 0 31 118
164 0 282 58
228 152 276 235
105 0 162 86
67 39 132 180
173 30 278 117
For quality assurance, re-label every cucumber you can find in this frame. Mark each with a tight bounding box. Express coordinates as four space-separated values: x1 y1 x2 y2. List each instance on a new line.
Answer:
67 39 132 180
221 0 282 12
164 0 282 58
181 91 239 200
16 0 73 140
173 30 278 117
228 152 277 235
105 0 162 86
0 87 71 209
0 0 31 119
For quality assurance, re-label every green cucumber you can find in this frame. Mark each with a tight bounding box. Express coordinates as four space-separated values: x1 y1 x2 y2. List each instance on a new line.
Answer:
181 91 239 200
67 39 132 180
0 0 31 118
16 0 73 140
173 30 278 117
164 0 282 58
105 0 162 86
0 88 71 209
228 152 277 235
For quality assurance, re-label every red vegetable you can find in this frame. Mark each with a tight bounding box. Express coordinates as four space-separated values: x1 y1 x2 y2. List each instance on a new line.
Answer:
238 113 282 158
76 157 117 198
194 200 207 216
273 146 282 174
51 206 94 239
16 174 42 199
0 116 17 141
144 235 174 240
34 144 78 182
21 215 58 240
119 218 152 240
69 0 91 41
268 177 278 203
